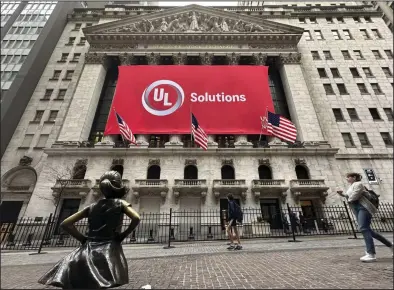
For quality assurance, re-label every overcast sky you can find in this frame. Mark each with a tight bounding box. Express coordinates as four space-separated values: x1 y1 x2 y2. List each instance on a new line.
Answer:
159 1 238 6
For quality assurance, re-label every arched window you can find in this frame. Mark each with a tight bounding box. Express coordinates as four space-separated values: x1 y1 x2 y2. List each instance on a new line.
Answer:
258 165 272 179
72 165 86 179
111 165 124 178
295 165 309 179
221 165 235 179
184 165 198 179
147 165 161 179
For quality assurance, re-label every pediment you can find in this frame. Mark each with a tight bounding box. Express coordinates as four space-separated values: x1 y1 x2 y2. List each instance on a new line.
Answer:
83 4 304 36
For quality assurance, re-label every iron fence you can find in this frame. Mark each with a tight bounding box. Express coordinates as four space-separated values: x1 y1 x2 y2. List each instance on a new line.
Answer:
1 202 393 251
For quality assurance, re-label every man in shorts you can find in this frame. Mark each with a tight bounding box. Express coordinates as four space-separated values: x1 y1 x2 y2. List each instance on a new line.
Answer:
226 194 242 250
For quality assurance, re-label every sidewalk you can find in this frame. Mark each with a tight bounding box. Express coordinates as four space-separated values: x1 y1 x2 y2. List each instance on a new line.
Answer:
2 234 392 266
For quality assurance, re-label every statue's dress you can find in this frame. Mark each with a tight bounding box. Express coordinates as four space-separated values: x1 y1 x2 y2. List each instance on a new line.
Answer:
38 199 129 289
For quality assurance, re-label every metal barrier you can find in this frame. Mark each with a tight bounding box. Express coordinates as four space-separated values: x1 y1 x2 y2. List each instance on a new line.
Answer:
1 202 393 251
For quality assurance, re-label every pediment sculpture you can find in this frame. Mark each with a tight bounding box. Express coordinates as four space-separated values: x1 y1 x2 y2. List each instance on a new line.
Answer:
103 11 282 34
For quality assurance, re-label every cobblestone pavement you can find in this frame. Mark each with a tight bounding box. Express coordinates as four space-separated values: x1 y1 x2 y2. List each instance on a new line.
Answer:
1 247 393 289
1 235 393 289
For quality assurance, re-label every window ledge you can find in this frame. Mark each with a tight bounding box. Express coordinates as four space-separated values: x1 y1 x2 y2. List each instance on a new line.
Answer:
69 60 79 63
18 146 30 149
77 43 86 46
351 119 361 122
49 78 59 81
53 98 64 101
33 147 45 149
29 121 40 124
366 76 375 78
361 145 373 148
373 119 384 121
57 60 67 63
65 43 74 46
44 121 55 124
336 120 346 122
62 78 72 81
39 98 50 101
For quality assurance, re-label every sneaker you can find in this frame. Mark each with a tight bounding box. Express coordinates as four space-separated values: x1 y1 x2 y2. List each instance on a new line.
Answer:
360 253 376 263
227 245 235 250
234 245 243 250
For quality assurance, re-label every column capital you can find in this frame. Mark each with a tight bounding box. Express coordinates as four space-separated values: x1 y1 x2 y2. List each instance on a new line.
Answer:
172 53 187 65
199 53 214 65
84 52 109 67
118 53 135 65
278 52 302 65
251 53 267 65
226 53 241 65
146 52 161 65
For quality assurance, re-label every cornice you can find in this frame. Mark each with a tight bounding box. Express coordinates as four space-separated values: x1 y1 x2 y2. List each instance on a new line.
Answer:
44 147 340 157
335 153 393 160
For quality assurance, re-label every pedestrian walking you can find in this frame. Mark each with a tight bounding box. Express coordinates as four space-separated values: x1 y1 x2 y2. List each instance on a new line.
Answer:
337 172 393 262
226 194 243 250
38 171 141 289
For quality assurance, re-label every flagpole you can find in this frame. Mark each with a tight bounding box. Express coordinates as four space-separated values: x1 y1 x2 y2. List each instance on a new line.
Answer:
190 104 193 148
114 108 129 149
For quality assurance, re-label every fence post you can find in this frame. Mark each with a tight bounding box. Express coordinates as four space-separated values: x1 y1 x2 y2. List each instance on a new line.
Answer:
163 208 175 249
343 201 358 239
287 203 301 243
29 213 53 255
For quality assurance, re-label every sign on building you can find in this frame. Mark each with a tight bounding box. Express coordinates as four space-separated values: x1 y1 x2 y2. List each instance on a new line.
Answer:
363 168 379 184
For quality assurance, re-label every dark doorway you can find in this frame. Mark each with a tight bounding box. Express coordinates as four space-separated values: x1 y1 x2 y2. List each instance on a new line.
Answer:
55 199 81 234
295 165 309 179
260 199 282 229
0 201 23 223
221 165 235 179
111 165 124 178
184 165 198 179
219 198 240 230
147 165 161 179
258 165 272 179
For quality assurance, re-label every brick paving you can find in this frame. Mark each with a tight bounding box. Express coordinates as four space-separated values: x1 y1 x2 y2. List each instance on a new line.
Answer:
1 236 393 289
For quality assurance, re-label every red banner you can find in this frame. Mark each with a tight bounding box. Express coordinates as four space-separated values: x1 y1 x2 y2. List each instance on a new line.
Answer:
104 66 275 135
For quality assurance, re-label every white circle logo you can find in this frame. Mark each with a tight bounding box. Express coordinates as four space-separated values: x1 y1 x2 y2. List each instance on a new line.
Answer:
141 80 185 116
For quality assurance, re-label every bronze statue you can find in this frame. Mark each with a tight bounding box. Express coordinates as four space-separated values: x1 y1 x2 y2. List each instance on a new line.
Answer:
38 171 140 289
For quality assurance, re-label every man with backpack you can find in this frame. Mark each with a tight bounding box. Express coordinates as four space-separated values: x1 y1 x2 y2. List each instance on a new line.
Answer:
226 194 243 250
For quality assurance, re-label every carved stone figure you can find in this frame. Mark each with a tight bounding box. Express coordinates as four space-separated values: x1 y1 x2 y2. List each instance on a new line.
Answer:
19 156 33 166
141 19 154 32
188 12 199 31
38 171 141 289
220 18 229 32
159 18 168 32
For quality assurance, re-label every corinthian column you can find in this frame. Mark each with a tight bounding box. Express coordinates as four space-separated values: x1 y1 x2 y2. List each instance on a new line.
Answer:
199 52 217 148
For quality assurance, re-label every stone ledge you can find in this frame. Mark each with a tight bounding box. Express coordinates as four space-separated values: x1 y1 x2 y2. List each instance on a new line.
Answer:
335 153 393 160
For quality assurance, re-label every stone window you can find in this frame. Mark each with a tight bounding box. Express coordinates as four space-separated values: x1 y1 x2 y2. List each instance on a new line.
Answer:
309 17 317 24
383 108 393 121
349 68 360 78
371 29 382 39
110 164 124 177
360 29 370 40
221 165 235 180
55 89 66 100
304 31 312 40
324 84 335 95
314 30 323 40
299 18 306 23
86 23 92 27
347 108 360 121
79 37 86 45
342 133 355 147
369 108 381 120
384 50 393 59
332 108 345 121
20 134 33 148
72 53 80 62
35 134 49 148
357 84 369 94
295 165 309 179
184 165 198 179
332 30 341 40
357 133 371 147
343 29 352 40
59 53 68 62
364 16 373 23
317 68 327 78
337 84 348 95
372 50 383 59
323 51 333 60
52 70 61 80
380 132 393 146
42 89 53 100
353 50 364 59
353 17 361 23
326 17 333 24
342 50 351 60
258 165 272 179
67 37 75 45
147 165 161 179
33 110 44 122
330 68 341 78
64 70 74 80
382 67 392 77
370 83 383 94
47 110 58 122
311 51 320 60
73 23 82 31
362 67 374 78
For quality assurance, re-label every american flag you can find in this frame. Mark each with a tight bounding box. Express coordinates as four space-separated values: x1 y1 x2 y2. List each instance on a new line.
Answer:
191 113 208 150
267 111 297 143
115 111 136 144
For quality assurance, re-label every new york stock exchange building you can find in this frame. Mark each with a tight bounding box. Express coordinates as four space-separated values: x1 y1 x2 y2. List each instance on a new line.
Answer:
1 2 393 243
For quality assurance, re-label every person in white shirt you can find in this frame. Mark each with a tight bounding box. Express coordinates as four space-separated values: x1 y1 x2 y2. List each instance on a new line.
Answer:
337 172 393 262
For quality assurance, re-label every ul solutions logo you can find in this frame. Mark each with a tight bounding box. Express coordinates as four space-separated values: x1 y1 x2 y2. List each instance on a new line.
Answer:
142 80 185 116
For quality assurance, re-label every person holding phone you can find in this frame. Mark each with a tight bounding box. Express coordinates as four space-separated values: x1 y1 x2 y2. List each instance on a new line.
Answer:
337 172 393 262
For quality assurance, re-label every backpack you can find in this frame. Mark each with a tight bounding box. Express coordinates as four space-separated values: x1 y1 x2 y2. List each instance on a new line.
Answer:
363 187 380 209
234 203 243 223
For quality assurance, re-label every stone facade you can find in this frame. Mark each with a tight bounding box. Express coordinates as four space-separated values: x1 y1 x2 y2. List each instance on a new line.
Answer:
1 3 393 220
